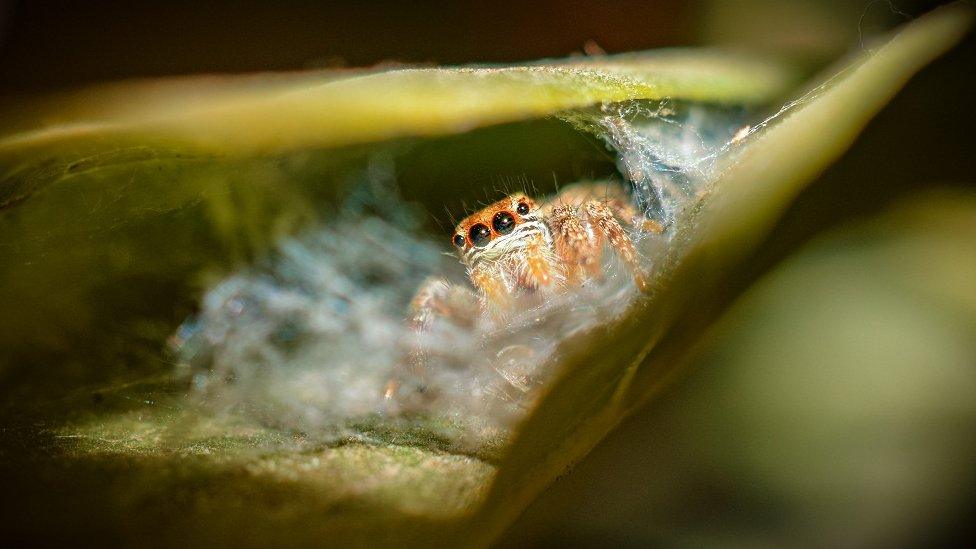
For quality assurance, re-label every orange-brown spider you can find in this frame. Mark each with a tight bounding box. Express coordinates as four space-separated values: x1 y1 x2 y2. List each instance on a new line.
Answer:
444 183 654 303
385 183 660 400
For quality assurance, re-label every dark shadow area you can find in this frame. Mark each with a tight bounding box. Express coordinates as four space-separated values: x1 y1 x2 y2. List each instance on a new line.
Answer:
0 0 694 92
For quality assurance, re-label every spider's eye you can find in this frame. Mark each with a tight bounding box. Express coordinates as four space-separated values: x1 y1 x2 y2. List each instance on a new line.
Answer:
469 223 491 247
452 234 465 248
492 211 515 235
516 202 530 215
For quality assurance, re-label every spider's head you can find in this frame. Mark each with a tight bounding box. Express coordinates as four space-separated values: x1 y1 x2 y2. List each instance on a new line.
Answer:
452 193 545 268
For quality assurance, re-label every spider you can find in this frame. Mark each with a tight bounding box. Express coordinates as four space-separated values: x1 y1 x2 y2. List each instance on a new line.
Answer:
385 183 660 400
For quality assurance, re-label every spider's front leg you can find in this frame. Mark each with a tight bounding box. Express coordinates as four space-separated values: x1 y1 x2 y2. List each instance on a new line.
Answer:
547 203 601 286
583 199 648 290
385 277 479 400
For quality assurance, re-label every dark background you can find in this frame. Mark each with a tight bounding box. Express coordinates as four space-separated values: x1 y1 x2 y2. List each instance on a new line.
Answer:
0 0 689 91
0 0 955 91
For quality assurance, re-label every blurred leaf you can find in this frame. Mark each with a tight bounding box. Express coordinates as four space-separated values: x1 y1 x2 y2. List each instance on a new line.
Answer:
470 4 972 544
501 192 976 546
0 49 792 178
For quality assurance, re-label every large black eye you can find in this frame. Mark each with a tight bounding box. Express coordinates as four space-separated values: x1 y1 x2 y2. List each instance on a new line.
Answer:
516 202 530 215
492 211 515 235
453 234 465 247
469 223 491 247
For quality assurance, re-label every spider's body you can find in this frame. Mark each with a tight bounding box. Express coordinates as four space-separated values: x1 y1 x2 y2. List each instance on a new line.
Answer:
414 183 656 339
386 183 658 400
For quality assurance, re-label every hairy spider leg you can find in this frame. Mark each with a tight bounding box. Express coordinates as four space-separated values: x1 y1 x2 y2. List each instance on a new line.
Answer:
385 277 479 400
583 199 647 290
551 182 664 234
546 203 601 286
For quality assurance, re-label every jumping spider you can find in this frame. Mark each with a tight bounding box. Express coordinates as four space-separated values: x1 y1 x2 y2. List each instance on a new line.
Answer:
385 183 661 400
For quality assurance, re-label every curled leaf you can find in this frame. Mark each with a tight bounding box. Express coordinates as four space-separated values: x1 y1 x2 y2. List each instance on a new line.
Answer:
0 4 970 546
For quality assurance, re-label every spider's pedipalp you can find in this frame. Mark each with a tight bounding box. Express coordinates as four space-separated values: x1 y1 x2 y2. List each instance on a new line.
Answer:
519 232 561 289
470 264 512 313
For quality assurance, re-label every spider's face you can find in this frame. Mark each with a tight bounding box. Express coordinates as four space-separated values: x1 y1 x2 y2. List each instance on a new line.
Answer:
452 193 545 268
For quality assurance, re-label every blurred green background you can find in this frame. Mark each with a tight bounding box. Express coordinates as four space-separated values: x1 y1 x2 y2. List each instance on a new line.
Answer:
1 0 974 546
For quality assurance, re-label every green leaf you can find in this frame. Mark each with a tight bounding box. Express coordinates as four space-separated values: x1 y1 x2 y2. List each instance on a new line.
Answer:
0 50 792 169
